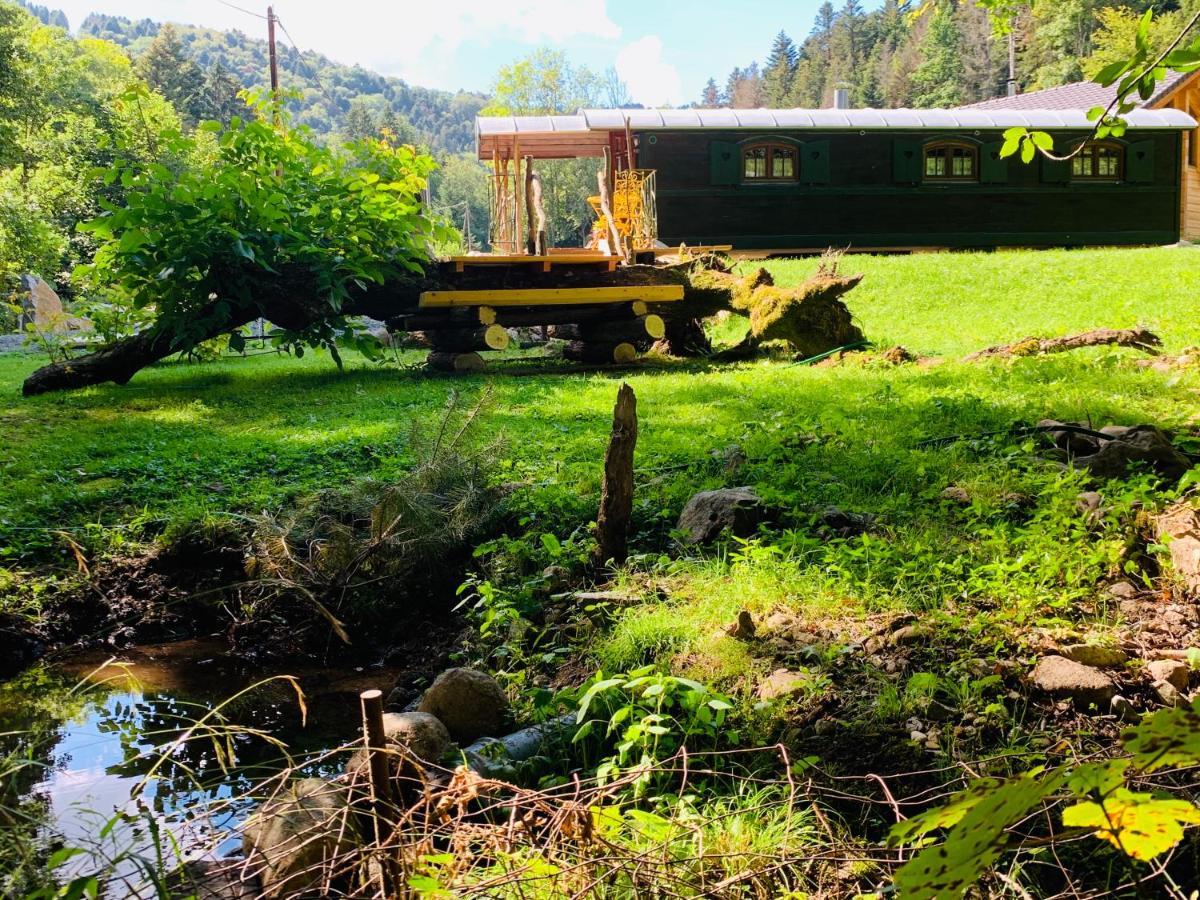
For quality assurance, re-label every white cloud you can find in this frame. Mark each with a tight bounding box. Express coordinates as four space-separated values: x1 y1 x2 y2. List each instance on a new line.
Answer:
51 0 621 91
615 35 682 108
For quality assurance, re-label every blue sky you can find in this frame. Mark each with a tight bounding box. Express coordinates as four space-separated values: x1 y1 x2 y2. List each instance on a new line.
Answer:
47 0 853 106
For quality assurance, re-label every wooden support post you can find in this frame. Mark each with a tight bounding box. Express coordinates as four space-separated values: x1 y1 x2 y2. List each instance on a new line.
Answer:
593 384 637 569
598 150 626 264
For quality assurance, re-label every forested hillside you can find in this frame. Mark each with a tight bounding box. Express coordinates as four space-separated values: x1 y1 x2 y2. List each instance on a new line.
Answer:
704 0 1200 109
16 2 486 153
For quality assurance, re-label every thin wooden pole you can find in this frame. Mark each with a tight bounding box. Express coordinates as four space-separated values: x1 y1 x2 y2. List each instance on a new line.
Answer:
360 688 396 894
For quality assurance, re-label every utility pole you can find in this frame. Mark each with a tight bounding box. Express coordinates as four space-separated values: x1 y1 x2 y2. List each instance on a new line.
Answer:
1007 29 1018 97
267 6 279 105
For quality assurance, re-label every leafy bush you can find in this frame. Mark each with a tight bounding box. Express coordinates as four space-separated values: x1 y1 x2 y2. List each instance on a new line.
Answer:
570 666 735 796
76 90 454 359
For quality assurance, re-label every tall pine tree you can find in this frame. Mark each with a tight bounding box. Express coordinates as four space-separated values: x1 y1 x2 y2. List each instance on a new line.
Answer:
763 31 798 106
134 24 204 124
699 77 721 108
910 1 966 107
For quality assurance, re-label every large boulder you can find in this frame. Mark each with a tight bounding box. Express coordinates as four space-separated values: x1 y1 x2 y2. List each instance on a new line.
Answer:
1031 655 1116 706
242 778 356 899
18 274 64 327
676 486 765 544
346 710 451 771
417 668 509 743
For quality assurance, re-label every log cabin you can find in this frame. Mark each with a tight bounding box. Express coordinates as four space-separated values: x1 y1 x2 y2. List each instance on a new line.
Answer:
475 92 1199 254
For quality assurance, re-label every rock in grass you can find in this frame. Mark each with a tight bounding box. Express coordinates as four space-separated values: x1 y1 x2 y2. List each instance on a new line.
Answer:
1154 680 1184 707
756 668 809 701
242 778 356 899
1075 426 1192 481
417 667 510 743
1031 655 1115 706
676 487 765 544
1155 502 1200 600
1061 644 1128 667
1147 659 1190 692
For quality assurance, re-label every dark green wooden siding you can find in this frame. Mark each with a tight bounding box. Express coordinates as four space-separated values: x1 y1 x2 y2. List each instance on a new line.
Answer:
636 129 1182 249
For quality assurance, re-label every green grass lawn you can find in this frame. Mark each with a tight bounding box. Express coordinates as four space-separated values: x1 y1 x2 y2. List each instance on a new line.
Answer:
0 246 1193 622
757 245 1200 355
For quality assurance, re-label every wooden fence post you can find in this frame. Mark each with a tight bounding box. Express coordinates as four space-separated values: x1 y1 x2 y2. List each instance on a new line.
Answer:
593 383 637 569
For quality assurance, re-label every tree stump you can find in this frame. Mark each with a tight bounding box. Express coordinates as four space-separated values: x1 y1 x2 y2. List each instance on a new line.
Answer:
593 383 637 569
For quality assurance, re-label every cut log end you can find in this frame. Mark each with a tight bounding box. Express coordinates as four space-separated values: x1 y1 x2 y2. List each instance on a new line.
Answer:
426 351 486 373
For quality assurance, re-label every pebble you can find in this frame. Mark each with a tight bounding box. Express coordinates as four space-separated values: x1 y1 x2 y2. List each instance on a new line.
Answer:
1147 659 1189 691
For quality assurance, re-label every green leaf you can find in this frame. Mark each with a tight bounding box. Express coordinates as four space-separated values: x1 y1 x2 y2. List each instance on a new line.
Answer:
1094 60 1131 86
1062 789 1200 861
893 773 1060 900
1123 698 1200 772
1020 139 1036 164
1029 131 1054 152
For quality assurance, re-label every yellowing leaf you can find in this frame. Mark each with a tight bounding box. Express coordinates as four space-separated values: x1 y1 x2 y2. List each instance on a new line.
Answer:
1123 698 1200 773
1062 789 1200 861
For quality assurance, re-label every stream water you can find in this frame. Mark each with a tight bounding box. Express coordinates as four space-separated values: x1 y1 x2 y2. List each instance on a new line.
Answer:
0 638 405 890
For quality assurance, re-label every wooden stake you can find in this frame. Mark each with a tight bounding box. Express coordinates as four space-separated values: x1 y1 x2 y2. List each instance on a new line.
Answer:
360 688 397 896
598 151 625 263
593 383 637 569
360 690 394 812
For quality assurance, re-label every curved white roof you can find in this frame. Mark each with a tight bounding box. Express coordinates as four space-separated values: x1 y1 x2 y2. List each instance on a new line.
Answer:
477 106 1197 138
578 106 1197 130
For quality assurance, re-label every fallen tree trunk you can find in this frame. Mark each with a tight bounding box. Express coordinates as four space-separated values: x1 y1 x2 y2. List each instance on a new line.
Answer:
964 328 1162 362
23 256 864 394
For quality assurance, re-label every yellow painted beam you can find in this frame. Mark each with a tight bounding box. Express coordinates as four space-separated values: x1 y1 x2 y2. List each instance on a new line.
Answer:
419 285 683 308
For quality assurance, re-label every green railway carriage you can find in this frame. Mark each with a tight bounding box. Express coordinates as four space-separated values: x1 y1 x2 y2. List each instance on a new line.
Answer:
475 106 1198 253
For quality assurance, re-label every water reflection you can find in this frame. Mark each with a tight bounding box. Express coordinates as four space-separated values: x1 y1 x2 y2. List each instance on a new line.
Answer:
0 638 400 894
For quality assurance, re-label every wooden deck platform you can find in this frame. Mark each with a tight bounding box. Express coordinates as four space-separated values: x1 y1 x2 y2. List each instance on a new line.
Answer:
418 285 684 309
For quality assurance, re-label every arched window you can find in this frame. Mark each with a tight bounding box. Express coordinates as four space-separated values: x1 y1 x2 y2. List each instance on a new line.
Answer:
923 141 978 180
742 142 797 181
1072 142 1123 180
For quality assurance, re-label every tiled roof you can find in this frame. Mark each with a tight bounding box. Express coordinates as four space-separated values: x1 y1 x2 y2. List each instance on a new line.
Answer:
964 71 1192 111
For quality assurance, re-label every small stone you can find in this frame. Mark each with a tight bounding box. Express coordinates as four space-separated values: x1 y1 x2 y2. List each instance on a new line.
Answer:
889 625 927 646
1110 694 1140 723
1061 644 1128 667
910 730 927 742
1147 659 1190 691
417 668 510 743
1108 581 1138 599
756 668 808 700
727 610 757 640
940 485 971 504
1154 681 1183 707
819 506 874 538
1031 655 1116 706
922 700 956 722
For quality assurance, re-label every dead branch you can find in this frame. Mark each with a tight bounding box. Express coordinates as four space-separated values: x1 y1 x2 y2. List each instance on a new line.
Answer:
964 328 1162 362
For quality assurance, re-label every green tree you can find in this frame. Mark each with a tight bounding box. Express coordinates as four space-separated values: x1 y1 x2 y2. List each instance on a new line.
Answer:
699 77 721 108
430 153 490 251
134 23 204 123
343 99 378 141
910 2 967 107
763 31 799 106
197 61 244 123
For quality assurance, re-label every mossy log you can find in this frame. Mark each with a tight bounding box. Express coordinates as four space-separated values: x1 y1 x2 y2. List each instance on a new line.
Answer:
549 315 663 344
